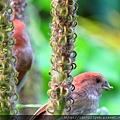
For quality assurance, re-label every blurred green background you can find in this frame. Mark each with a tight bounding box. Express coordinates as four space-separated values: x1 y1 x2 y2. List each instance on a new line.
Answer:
18 0 120 115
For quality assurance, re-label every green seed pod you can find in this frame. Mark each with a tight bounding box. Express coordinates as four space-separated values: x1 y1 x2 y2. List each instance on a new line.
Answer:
0 0 18 115
48 0 78 115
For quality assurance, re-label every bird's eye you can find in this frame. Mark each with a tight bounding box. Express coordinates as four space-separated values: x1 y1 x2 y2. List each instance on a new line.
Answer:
95 78 101 83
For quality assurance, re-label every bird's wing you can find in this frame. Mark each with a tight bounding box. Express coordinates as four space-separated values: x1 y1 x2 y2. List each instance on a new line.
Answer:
17 72 29 92
30 102 49 120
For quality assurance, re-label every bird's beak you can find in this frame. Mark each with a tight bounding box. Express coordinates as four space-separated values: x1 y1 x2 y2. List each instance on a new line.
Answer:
102 80 113 91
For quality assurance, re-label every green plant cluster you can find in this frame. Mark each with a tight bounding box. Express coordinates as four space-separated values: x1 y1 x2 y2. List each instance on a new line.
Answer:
47 0 78 115
0 1 18 115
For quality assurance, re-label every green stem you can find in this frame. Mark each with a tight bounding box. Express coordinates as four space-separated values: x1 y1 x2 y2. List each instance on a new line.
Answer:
16 104 42 109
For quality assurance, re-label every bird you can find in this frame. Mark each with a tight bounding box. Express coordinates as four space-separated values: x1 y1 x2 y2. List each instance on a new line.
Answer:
30 72 113 120
13 19 34 92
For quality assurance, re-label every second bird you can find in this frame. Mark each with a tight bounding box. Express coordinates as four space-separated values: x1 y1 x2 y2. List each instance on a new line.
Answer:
13 19 34 92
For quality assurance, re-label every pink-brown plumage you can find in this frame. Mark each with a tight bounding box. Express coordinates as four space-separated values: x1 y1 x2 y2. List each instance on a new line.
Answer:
13 19 34 91
67 72 112 115
31 72 113 120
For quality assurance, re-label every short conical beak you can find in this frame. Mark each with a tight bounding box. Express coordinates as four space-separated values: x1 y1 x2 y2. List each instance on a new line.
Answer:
102 80 113 90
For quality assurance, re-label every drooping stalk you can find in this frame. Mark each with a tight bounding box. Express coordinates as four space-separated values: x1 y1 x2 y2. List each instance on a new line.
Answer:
47 0 78 115
0 0 18 115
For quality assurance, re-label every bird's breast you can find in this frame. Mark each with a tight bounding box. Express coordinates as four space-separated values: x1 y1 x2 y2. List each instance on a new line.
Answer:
88 93 99 101
67 90 99 115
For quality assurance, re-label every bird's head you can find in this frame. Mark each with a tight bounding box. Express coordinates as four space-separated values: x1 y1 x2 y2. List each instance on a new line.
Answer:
73 72 113 95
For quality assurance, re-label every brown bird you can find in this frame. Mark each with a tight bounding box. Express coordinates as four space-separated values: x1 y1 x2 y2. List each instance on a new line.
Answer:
31 72 113 120
13 19 34 92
